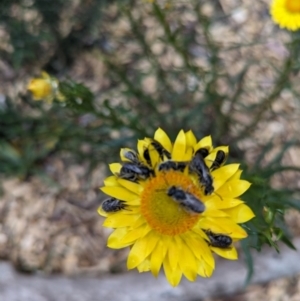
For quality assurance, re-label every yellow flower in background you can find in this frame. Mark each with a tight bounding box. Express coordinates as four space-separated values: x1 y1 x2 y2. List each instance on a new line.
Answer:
271 0 300 31
98 128 254 286
27 72 65 103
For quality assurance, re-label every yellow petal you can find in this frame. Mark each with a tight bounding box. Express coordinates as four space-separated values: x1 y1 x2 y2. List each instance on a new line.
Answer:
148 144 160 168
213 145 229 153
172 130 186 161
163 259 182 287
177 239 197 281
117 179 144 195
223 204 255 223
198 217 248 239
205 197 244 210
182 147 194 161
205 146 229 168
122 223 151 244
186 231 215 269
119 206 140 215
97 205 108 217
167 238 180 270
145 231 159 256
27 78 52 100
197 259 214 278
217 180 251 198
184 129 197 161
230 169 243 181
104 176 118 186
154 128 172 153
211 246 238 260
185 130 197 147
109 163 122 174
127 238 149 269
129 215 146 229
212 164 240 191
137 258 151 272
194 135 212 153
100 186 140 204
202 209 229 218
150 236 170 277
103 213 139 228
40 71 50 79
120 148 135 161
107 228 133 249
137 140 148 163
191 227 209 240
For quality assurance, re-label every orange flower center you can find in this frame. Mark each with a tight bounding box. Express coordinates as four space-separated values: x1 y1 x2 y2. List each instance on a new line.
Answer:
285 0 300 13
140 170 205 236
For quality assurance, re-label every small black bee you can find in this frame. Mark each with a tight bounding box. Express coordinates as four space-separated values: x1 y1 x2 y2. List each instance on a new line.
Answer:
151 140 171 159
119 162 154 182
118 149 154 182
189 150 214 195
143 139 171 165
210 150 227 171
204 229 232 248
197 147 209 158
167 186 205 214
102 198 127 213
158 160 187 172
142 148 152 166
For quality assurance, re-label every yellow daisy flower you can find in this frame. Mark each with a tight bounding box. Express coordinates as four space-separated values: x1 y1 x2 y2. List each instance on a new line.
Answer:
27 72 65 103
271 0 300 31
98 128 254 286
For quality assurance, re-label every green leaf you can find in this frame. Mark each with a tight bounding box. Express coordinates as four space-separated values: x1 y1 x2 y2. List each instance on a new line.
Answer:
241 238 254 286
280 234 297 250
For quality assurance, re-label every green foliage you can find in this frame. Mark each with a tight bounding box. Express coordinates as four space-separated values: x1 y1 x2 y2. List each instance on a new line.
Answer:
1 0 300 284
59 80 95 112
240 140 300 283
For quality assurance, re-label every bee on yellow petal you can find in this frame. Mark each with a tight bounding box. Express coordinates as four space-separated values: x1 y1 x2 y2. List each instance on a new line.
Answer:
27 72 65 103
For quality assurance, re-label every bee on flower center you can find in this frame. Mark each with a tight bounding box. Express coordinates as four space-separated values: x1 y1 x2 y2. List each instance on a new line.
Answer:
102 198 127 212
167 185 205 214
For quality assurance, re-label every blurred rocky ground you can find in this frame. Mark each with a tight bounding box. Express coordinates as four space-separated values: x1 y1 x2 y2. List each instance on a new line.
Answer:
0 157 129 276
1 238 300 301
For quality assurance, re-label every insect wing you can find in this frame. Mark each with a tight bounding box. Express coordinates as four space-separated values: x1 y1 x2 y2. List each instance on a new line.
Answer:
167 186 186 200
183 193 205 214
121 149 139 163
